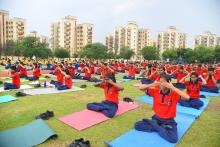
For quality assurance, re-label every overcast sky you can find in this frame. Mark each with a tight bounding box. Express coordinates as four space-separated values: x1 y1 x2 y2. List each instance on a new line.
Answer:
1 0 220 47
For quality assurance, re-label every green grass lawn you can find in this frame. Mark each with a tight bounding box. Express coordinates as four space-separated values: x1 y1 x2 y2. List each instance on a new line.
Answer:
0 72 220 147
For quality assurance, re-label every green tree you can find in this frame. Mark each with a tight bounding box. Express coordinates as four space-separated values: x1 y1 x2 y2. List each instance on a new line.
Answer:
17 37 53 58
107 52 120 59
79 43 108 59
119 46 134 59
194 45 214 63
54 47 70 58
181 48 196 63
214 45 220 62
162 48 178 61
141 46 159 60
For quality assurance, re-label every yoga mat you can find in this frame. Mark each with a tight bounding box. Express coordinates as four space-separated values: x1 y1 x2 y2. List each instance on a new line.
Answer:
24 86 83 95
105 113 195 147
0 95 17 104
117 79 132 82
0 85 33 93
132 83 145 87
0 119 57 147
200 91 219 97
59 101 140 131
136 95 210 118
42 74 56 78
72 79 88 83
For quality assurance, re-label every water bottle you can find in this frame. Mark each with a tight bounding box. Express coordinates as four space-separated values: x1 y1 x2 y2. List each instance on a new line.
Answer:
44 81 46 88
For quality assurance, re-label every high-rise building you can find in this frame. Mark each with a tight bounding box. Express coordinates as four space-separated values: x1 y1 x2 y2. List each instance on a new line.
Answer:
217 37 220 46
6 17 26 41
29 31 49 47
0 10 9 49
51 16 77 56
105 21 151 57
137 28 150 55
105 34 114 53
51 16 93 56
195 31 217 48
76 23 93 52
157 26 187 53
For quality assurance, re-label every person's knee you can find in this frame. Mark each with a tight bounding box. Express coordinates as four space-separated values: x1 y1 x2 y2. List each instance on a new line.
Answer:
197 100 204 107
86 103 93 110
167 134 178 143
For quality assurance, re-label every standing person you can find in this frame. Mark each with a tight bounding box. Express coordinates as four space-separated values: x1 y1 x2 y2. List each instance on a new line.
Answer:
134 73 189 143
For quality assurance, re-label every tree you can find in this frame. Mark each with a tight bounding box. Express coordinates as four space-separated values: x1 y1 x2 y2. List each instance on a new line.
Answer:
194 45 214 63
214 45 220 62
107 52 120 59
54 47 70 58
141 46 159 60
181 48 196 63
17 37 53 59
79 43 108 59
119 46 134 59
162 48 178 61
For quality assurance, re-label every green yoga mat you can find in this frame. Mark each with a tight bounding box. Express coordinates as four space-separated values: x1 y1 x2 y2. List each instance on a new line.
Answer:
0 95 17 104
0 119 57 147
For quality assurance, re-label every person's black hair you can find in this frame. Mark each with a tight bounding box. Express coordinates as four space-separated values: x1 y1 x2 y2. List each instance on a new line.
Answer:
10 65 16 71
208 67 214 71
159 73 171 82
190 72 199 84
65 69 70 75
104 73 116 83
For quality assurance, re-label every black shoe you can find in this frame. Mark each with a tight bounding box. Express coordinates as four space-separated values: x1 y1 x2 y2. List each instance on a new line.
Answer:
35 113 49 120
80 85 87 88
75 138 84 143
200 95 206 98
82 140 90 147
123 97 134 103
16 92 27 97
46 110 54 117
0 81 3 85
34 84 41 88
45 76 50 78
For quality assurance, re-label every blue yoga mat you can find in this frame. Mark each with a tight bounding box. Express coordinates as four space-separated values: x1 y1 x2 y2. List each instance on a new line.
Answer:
0 119 57 147
0 95 17 104
118 78 133 82
105 113 195 147
136 95 210 118
200 91 219 97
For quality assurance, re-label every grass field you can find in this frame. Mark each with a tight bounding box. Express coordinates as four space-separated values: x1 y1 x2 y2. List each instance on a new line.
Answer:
0 69 220 147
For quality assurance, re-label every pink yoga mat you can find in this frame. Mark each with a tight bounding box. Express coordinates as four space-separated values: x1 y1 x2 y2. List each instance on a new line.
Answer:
132 83 145 87
59 101 139 131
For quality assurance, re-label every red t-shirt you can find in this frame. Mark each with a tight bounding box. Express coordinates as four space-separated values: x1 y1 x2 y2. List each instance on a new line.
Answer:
205 75 217 87
175 72 187 83
33 68 40 78
19 65 27 75
102 83 119 104
69 67 75 76
12 72 20 88
55 69 64 84
184 81 202 99
65 76 72 89
128 68 135 77
83 68 91 78
147 88 180 119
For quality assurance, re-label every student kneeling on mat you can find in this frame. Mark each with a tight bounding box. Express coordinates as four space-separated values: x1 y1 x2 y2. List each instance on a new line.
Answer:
57 70 72 90
27 63 40 81
135 73 189 143
87 73 124 118
4 66 21 90
179 72 206 109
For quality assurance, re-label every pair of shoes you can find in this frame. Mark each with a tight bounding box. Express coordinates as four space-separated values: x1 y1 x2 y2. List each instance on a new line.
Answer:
45 76 50 78
35 110 54 120
80 85 87 88
123 97 134 103
16 92 27 97
68 138 90 147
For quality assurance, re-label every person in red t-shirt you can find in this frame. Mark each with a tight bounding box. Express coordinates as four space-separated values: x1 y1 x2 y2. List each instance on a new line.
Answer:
87 73 124 118
123 64 136 80
200 68 219 93
4 66 21 90
27 63 40 81
50 65 64 87
57 70 72 90
141 66 163 84
18 62 27 78
179 72 207 109
135 73 189 143
172 66 188 89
